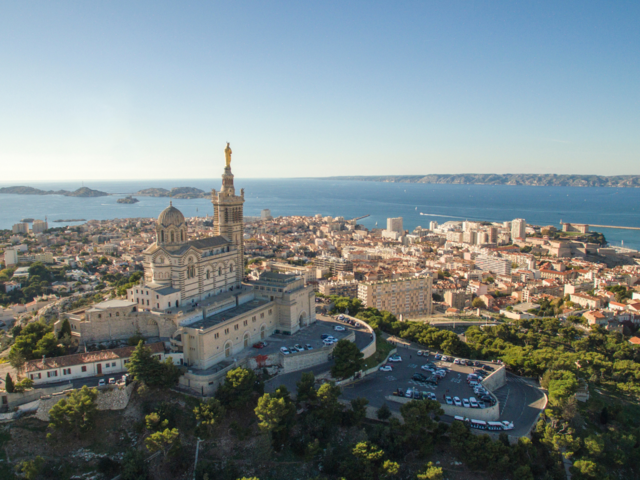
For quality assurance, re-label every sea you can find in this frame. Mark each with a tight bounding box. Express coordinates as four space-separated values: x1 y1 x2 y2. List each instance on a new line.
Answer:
1 179 640 251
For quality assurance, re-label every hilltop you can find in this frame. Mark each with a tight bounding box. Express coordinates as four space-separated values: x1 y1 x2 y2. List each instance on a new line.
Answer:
321 174 640 188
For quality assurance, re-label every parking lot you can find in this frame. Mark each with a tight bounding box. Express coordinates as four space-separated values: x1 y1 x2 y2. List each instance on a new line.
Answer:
343 345 497 408
341 344 545 434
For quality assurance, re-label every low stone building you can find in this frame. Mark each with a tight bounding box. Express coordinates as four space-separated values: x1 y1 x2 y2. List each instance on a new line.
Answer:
24 342 165 385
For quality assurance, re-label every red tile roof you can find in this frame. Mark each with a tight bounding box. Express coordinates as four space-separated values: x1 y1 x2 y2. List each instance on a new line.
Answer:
24 342 164 373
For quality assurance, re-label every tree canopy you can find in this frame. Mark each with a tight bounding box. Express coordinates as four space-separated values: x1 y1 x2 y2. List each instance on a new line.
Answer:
331 339 364 379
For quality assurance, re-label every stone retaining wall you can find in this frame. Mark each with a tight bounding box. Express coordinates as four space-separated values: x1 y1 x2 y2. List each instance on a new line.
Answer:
35 382 136 422
385 395 500 421
342 314 376 359
481 365 506 392
1 383 72 411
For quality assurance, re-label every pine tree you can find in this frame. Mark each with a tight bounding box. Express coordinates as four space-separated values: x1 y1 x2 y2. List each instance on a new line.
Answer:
5 373 15 393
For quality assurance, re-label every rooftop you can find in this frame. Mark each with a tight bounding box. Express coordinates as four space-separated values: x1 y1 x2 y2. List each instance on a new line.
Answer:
186 298 270 330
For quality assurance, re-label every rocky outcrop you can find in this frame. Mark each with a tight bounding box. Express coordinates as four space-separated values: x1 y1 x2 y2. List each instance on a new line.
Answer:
35 382 136 422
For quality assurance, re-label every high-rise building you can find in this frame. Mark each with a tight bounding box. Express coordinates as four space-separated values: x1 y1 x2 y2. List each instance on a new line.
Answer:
488 227 498 243
32 219 48 233
429 221 438 231
358 275 432 319
511 218 526 240
12 223 28 234
463 231 477 244
475 255 511 275
260 209 272 220
386 217 403 233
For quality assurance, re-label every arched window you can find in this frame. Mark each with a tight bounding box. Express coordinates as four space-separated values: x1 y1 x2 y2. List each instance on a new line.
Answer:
171 232 175 243
181 231 184 242
161 231 164 242
218 267 222 276
206 270 210 279
229 264 233 273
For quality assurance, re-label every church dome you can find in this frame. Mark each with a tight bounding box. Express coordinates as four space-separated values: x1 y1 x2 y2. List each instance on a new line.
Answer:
158 202 185 227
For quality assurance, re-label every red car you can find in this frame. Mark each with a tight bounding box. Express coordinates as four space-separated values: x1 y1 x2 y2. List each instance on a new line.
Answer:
253 341 267 349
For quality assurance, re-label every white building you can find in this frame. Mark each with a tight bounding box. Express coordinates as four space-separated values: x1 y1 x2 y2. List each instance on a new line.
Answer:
511 219 526 240
24 342 165 385
12 223 29 234
3 248 18 267
386 217 403 233
475 255 511 275
261 209 272 220
32 219 48 233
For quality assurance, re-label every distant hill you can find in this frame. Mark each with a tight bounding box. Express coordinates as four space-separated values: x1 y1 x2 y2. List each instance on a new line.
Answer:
0 186 108 197
320 174 640 188
136 187 207 199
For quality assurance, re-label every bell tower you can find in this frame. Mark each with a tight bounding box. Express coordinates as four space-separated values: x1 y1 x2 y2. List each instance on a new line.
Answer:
212 143 244 282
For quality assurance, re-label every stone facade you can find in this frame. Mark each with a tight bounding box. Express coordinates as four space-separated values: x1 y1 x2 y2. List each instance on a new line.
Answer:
58 147 316 374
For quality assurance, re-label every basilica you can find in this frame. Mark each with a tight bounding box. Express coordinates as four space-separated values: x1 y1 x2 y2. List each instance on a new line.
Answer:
62 145 316 374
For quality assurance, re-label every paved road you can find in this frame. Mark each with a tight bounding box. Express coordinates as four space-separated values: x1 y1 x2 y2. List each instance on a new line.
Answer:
493 373 547 437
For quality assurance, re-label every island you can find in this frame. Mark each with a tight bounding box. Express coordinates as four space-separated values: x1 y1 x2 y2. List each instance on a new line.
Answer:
0 186 109 197
320 174 640 188
117 196 140 204
52 219 86 223
136 186 208 198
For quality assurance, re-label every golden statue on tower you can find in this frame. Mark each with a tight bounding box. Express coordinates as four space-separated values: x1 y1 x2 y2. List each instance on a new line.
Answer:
225 142 232 167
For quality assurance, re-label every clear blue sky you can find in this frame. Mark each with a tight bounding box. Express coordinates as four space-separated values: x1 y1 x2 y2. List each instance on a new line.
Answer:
1 1 638 181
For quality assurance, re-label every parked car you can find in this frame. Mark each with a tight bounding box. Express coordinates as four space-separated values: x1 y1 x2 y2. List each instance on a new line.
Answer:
108 377 116 385
478 400 486 409
253 341 267 349
412 373 428 382
453 358 461 365
462 398 471 408
421 365 435 372
453 396 462 406
434 354 442 360
445 396 453 405
417 350 424 356
469 397 479 408
405 388 414 398
338 315 345 320
388 354 403 362
442 356 450 362
294 344 305 352
334 325 346 332
424 376 439 385
423 391 437 401
305 344 313 350
280 347 291 355
473 361 482 367
98 379 106 386
321 334 331 340
379 365 393 372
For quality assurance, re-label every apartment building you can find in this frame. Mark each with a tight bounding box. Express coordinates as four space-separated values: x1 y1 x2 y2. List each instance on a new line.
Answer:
475 255 511 275
511 218 526 240
318 280 360 298
315 255 353 274
358 275 432 319
444 290 472 310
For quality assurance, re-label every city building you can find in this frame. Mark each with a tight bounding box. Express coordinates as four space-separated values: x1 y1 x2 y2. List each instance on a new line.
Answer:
511 218 526 240
315 255 353 274
318 280 359 298
444 290 472 310
3 248 18 267
31 219 48 233
358 275 432 319
387 217 403 233
475 255 511 275
12 223 29 234
261 209 273 220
